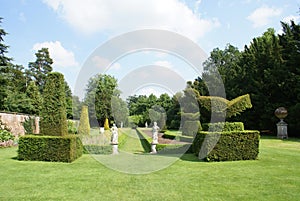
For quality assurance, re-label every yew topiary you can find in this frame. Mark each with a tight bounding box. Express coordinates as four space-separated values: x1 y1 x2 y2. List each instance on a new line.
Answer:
104 118 110 130
40 72 67 136
78 105 90 135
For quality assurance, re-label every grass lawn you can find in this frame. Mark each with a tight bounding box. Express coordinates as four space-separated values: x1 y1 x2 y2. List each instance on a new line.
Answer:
0 135 300 201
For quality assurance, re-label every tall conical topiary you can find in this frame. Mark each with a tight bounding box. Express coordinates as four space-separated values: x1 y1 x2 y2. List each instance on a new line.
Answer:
104 118 110 130
40 72 67 136
78 105 90 135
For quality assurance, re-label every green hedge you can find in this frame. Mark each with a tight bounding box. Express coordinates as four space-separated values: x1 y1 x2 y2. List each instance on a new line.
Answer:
83 129 128 155
40 72 68 136
202 122 244 132
182 120 202 136
136 128 193 154
18 135 83 162
193 130 260 162
83 145 112 154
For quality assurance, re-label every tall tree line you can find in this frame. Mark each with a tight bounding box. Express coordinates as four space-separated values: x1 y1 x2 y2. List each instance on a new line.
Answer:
194 21 300 136
0 18 79 118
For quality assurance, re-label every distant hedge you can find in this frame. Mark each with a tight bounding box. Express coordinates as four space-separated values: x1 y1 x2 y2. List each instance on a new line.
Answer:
202 122 244 132
193 130 260 162
18 135 83 162
136 128 192 154
83 145 112 154
83 129 128 155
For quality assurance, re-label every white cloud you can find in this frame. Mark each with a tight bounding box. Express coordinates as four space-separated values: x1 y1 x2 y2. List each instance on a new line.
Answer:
282 15 300 23
42 0 220 41
153 60 173 69
32 41 79 68
247 5 282 28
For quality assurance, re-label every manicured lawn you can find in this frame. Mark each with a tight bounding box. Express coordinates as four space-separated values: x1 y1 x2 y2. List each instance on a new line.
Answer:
0 136 300 200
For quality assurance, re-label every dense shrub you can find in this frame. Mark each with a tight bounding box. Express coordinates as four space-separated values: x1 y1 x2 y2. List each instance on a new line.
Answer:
68 120 78 134
136 128 192 154
226 94 252 118
83 145 112 154
193 130 260 162
202 122 244 132
78 105 90 135
0 130 15 147
18 135 83 162
23 116 37 134
182 120 202 136
199 94 252 122
40 72 67 136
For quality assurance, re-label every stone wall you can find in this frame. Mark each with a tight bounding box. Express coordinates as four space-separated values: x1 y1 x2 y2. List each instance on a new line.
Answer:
0 112 39 136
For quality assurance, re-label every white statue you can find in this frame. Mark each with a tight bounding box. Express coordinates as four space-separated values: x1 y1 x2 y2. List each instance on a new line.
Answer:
145 122 148 128
110 123 118 144
152 122 159 144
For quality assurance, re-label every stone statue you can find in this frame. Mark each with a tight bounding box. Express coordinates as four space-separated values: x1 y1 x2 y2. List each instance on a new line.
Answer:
150 122 159 154
145 122 148 128
110 123 118 144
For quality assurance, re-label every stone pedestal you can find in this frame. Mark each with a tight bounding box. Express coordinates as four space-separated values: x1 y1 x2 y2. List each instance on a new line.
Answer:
277 120 288 139
100 127 104 134
112 143 119 154
150 143 157 154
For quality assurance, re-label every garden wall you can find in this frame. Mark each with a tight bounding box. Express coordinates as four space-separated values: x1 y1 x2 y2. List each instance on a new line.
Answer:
0 112 39 136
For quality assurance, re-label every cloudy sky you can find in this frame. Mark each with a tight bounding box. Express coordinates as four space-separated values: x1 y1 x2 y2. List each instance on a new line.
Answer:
1 0 300 99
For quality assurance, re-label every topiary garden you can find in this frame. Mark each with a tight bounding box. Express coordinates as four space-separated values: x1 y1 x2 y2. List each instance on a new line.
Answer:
18 72 83 162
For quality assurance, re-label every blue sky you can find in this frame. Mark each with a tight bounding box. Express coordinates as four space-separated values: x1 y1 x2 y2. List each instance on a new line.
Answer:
1 0 300 99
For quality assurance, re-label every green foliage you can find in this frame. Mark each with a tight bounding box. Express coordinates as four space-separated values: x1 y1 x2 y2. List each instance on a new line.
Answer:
64 81 73 119
182 121 202 136
25 81 42 115
83 145 112 154
68 120 78 134
199 94 252 122
128 115 143 128
78 105 90 135
40 72 68 136
202 122 244 132
84 74 118 126
227 94 252 118
71 96 82 120
0 130 15 147
193 130 260 161
127 93 173 128
149 105 166 128
136 128 192 154
111 96 129 127
27 48 53 93
22 116 37 134
104 118 110 130
18 135 83 162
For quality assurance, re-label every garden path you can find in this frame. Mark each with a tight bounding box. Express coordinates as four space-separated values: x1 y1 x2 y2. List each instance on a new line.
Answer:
119 129 145 154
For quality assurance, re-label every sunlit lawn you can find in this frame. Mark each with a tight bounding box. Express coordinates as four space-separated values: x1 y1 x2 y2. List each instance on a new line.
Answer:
0 135 299 201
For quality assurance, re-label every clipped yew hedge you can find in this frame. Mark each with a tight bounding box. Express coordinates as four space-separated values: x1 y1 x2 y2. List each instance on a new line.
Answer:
83 145 112 154
202 122 244 132
18 135 83 163
78 105 90 135
83 130 128 155
182 120 202 136
136 128 192 154
193 130 260 162
40 72 68 136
